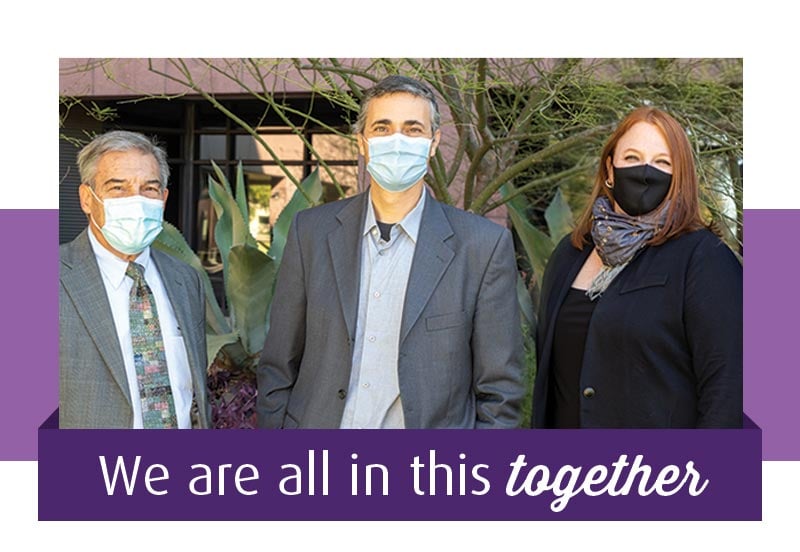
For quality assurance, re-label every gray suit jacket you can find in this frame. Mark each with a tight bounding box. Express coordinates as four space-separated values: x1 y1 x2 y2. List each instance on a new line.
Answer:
59 229 211 429
256 190 524 429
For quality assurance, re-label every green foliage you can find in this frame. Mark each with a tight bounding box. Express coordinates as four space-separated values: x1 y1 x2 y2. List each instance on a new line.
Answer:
508 188 574 427
544 189 575 245
208 161 259 261
516 273 535 334
518 319 537 428
155 163 320 373
226 245 276 357
505 186 575 287
506 185 575 346
269 168 322 265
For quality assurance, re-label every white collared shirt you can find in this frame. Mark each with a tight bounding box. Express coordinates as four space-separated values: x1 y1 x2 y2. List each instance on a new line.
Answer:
340 189 426 429
88 230 194 429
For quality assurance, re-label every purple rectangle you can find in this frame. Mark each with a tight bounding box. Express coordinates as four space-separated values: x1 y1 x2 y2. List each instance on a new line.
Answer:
38 417 761 521
0 210 59 460
743 210 800 459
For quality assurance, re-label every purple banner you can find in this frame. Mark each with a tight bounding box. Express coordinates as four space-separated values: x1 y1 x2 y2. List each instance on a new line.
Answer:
38 412 761 521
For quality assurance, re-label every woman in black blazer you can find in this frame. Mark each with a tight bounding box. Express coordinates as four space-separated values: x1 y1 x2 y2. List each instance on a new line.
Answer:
533 107 742 429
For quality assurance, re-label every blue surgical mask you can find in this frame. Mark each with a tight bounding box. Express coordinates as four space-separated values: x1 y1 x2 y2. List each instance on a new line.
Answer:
89 188 164 255
366 133 432 193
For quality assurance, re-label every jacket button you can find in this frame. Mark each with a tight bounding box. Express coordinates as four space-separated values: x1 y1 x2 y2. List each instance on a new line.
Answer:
582 387 595 399
337 389 347 400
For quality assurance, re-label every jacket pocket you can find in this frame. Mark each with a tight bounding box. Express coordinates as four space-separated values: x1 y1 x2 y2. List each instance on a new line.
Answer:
425 311 468 331
618 274 668 294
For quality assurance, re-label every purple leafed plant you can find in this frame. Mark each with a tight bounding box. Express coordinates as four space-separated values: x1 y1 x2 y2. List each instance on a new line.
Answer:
208 355 258 429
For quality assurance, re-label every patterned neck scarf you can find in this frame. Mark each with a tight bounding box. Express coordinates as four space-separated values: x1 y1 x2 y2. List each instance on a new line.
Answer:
586 196 668 300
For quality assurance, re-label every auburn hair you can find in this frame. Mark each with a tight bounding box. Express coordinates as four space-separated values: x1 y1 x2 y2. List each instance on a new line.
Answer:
571 107 706 249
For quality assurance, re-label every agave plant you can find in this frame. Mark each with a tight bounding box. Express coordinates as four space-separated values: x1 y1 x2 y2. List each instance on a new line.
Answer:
504 185 575 426
153 161 322 427
503 185 575 334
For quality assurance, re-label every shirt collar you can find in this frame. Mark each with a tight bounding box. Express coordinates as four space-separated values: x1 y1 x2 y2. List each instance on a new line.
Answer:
87 228 152 290
363 187 427 244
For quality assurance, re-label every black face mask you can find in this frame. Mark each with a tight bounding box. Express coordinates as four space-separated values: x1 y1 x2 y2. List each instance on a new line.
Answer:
611 164 672 216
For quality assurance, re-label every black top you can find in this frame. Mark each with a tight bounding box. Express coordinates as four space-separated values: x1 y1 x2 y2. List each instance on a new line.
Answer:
376 221 394 242
547 287 597 428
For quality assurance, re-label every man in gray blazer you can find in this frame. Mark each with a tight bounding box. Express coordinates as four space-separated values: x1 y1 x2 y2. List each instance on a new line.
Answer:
60 130 210 429
257 76 524 429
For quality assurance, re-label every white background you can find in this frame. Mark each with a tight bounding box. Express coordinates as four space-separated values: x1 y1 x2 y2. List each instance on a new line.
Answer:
3 1 795 549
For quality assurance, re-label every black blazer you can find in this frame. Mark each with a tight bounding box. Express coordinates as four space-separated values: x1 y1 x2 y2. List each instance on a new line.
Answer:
533 229 743 428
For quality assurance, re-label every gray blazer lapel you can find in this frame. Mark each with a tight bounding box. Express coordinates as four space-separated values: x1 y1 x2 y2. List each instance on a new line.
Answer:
151 250 193 358
328 192 368 342
400 194 455 344
151 250 189 338
60 230 131 406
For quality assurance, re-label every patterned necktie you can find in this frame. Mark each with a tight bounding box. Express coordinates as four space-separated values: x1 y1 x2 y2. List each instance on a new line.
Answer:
127 262 177 429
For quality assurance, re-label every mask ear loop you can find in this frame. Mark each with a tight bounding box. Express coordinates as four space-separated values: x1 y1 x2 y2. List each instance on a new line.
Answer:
85 184 105 230
87 184 104 204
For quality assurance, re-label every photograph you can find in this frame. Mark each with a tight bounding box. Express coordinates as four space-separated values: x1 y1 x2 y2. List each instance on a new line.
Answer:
58 58 743 430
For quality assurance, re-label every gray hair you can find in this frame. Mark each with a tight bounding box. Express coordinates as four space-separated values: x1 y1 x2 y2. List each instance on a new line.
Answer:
354 75 440 135
77 130 170 189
